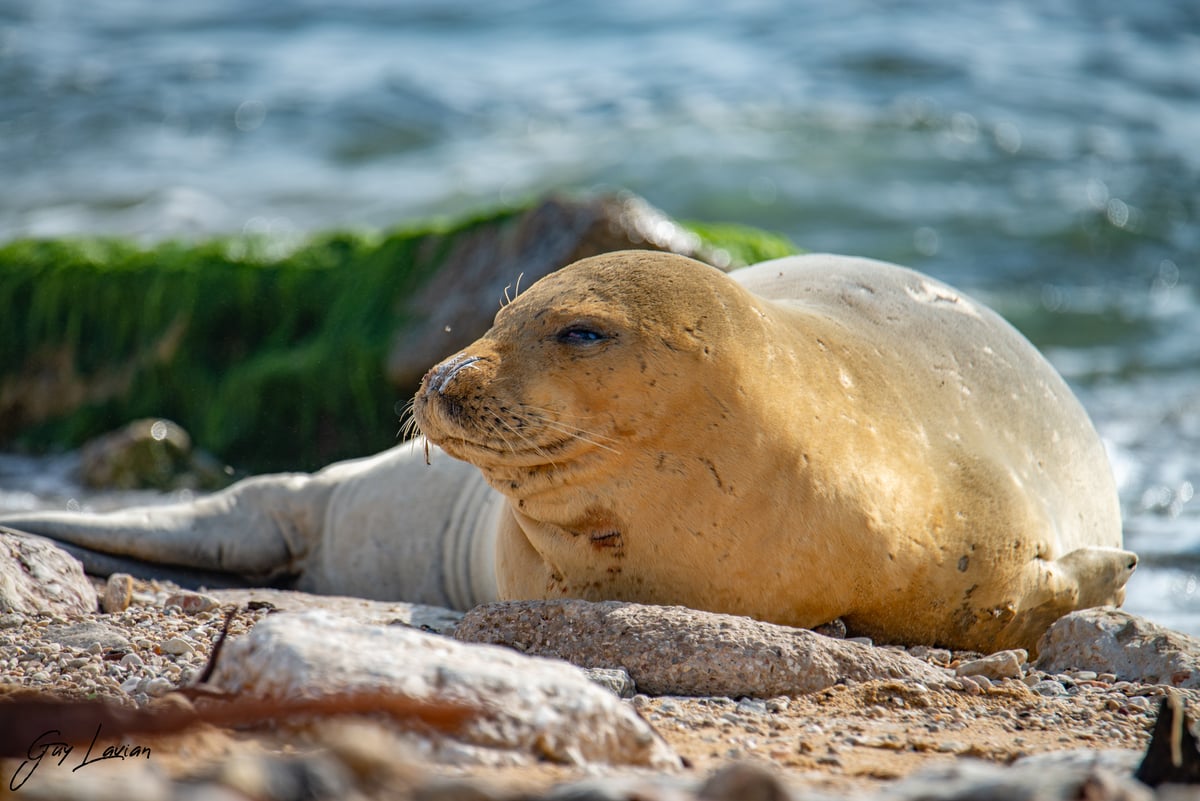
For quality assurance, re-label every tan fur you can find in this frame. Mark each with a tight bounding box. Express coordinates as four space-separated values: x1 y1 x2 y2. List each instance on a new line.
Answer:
415 250 1135 652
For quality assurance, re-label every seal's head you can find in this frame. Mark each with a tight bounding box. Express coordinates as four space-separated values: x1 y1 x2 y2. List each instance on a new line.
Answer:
413 250 768 499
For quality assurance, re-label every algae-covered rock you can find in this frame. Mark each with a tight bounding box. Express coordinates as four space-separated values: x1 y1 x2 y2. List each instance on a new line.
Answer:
78 418 231 490
0 192 795 471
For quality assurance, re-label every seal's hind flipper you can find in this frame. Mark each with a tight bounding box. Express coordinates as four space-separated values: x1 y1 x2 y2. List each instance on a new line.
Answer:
1056 545 1138 608
0 472 324 584
0 526 270 589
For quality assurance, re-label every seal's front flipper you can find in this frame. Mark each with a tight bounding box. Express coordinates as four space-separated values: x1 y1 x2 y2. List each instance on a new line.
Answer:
1057 545 1138 608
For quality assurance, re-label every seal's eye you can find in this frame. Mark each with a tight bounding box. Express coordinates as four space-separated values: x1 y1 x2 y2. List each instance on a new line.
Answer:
555 325 609 345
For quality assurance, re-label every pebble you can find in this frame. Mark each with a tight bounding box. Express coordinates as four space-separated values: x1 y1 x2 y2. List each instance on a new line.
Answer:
955 648 1027 681
162 636 195 655
164 590 222 614
145 676 175 696
101 572 135 613
1031 680 1069 697
908 645 953 665
1125 696 1153 712
969 674 994 689
582 666 636 698
736 698 769 716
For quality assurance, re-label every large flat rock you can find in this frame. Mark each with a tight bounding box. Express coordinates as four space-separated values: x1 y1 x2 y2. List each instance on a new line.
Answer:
207 608 679 769
454 600 951 697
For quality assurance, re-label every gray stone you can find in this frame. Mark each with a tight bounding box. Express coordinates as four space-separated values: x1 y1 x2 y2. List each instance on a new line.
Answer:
453 600 949 697
207 609 679 769
1031 679 1069 697
736 698 769 716
955 648 1026 680
161 636 194 655
581 667 636 698
45 619 132 651
0 529 97 616
888 758 1153 800
1036 608 1200 687
206 587 464 635
697 762 793 801
1011 748 1143 775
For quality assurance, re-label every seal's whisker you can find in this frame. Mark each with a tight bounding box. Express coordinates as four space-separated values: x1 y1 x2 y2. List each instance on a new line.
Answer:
396 397 419 441
501 408 620 455
511 408 620 445
501 271 527 308
494 415 559 466
535 420 621 454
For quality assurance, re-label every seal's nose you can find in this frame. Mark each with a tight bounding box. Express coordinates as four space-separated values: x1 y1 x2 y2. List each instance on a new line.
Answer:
426 354 484 394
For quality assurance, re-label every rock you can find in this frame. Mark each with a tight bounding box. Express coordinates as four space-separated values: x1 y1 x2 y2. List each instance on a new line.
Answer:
163 590 221 614
101 572 134 613
0 528 97 616
1036 609 1200 687
811 618 847 639
697 762 792 801
78 417 231 491
386 194 711 391
581 667 636 698
144 676 174 697
453 600 950 697
888 758 1152 800
1011 748 1143 775
161 636 194 655
44 619 132 651
1030 679 1069 697
955 649 1027 681
207 609 679 769
908 645 952 665
205 587 464 635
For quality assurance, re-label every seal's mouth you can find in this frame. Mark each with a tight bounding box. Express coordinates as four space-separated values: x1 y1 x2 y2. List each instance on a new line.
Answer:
414 387 599 469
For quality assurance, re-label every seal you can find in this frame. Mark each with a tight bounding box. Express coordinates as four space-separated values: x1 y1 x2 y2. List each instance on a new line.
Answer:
0 251 1135 651
412 250 1135 652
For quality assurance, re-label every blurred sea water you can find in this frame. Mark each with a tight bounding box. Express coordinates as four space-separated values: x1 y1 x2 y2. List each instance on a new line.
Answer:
0 0 1197 632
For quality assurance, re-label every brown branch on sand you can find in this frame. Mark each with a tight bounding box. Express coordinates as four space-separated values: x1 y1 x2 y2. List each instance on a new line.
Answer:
0 690 480 759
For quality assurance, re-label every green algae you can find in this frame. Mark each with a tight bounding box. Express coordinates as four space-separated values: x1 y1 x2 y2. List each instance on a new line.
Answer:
684 221 800 268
